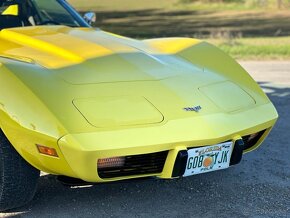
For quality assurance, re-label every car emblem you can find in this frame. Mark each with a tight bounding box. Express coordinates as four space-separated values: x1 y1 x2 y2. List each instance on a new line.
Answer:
183 105 202 112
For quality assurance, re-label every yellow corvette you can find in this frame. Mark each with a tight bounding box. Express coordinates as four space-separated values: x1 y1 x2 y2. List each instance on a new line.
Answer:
0 0 278 211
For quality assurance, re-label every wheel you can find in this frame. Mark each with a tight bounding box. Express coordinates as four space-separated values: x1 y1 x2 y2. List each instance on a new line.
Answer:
0 130 40 211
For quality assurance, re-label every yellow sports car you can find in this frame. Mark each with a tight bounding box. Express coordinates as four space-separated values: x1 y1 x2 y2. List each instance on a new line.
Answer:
0 0 278 211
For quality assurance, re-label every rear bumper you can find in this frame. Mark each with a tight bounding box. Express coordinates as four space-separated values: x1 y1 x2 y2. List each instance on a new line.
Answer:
58 102 278 182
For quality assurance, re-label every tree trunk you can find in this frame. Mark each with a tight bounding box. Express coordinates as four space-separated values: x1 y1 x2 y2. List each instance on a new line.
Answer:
277 0 283 9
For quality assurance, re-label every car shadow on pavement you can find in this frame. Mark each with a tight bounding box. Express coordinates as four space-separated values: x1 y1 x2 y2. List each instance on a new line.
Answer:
3 82 290 218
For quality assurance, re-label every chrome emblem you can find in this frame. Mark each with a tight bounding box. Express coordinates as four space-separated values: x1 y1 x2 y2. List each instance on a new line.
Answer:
183 105 202 112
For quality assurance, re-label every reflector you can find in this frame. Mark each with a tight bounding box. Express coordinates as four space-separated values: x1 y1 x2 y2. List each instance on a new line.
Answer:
98 157 125 169
248 133 260 142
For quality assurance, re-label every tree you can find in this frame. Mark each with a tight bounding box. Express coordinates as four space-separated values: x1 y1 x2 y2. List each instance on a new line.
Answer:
277 0 282 8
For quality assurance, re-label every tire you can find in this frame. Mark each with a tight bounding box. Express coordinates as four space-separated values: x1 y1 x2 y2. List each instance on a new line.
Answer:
0 130 40 211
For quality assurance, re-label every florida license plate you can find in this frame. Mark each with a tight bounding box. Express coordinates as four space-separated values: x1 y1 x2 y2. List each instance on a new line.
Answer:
183 142 233 177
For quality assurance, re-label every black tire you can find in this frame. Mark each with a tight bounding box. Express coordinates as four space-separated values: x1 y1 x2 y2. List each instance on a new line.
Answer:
0 130 40 211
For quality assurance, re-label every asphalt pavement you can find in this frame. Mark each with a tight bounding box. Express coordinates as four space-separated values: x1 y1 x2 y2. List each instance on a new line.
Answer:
1 61 290 218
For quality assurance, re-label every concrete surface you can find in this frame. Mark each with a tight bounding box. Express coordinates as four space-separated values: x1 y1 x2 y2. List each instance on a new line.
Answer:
1 61 290 218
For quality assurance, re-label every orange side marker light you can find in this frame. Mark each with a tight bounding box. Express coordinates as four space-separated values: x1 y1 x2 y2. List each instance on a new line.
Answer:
36 144 58 157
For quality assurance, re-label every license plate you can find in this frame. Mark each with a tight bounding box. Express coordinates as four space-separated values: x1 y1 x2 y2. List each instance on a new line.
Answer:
183 142 233 177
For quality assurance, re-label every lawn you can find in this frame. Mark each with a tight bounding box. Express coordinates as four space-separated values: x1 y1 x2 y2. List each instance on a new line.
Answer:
68 0 290 11
68 0 290 60
207 37 290 60
68 0 178 11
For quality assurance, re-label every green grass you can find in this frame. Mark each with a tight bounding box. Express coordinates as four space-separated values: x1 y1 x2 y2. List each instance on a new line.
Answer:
207 37 290 60
177 1 258 11
178 0 290 11
68 0 290 11
67 0 178 11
